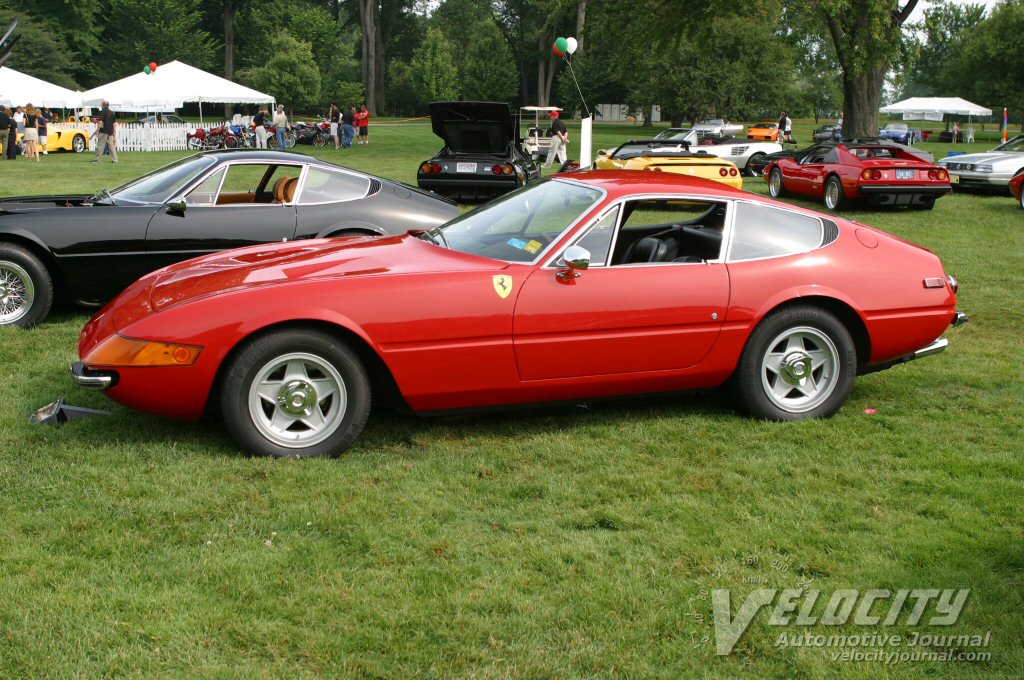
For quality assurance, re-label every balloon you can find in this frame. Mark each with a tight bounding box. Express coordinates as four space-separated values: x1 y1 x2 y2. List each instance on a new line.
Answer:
149 61 158 72
554 36 568 54
144 65 151 75
566 37 578 54
552 41 565 57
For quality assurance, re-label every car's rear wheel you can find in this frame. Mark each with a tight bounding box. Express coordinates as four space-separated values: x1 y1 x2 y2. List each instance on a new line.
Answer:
768 167 786 197
0 243 54 328
746 153 767 177
221 329 371 457
72 134 86 153
733 306 856 421
824 175 847 210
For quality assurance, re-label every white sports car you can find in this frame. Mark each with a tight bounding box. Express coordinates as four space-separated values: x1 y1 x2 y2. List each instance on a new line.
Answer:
653 128 782 176
692 118 743 137
936 135 1024 192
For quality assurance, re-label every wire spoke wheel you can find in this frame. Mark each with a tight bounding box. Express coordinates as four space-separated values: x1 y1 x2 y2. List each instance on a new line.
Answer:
0 261 35 325
247 352 348 449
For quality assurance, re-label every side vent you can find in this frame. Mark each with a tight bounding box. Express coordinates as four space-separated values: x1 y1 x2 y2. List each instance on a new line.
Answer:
368 178 382 196
821 218 840 246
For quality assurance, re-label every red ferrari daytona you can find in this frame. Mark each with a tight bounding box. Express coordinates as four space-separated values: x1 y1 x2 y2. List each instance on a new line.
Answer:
766 140 952 211
73 172 966 457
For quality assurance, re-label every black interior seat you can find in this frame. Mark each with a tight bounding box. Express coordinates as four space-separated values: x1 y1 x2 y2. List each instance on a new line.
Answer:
622 236 678 263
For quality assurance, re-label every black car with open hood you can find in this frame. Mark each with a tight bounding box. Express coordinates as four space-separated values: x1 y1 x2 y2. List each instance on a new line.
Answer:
417 101 540 202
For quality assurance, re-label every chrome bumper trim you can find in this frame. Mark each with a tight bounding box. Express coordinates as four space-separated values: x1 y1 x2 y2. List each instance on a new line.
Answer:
952 311 969 326
70 361 116 390
911 338 948 360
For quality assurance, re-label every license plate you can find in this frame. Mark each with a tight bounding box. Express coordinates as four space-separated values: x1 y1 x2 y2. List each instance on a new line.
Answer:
456 162 478 173
949 174 959 183
896 169 915 180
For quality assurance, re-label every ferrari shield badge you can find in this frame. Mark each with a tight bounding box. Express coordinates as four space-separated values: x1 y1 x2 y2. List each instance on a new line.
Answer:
492 275 514 299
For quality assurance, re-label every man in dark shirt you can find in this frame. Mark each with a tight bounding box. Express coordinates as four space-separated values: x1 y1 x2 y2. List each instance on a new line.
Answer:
543 110 568 168
341 106 355 148
0 106 10 159
91 101 118 163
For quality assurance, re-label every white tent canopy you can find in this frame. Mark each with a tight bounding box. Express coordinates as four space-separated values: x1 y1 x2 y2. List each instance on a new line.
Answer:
880 97 992 118
0 66 82 108
79 60 273 113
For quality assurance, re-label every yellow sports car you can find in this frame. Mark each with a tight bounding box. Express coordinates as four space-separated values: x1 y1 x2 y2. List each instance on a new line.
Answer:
16 124 90 153
594 139 743 188
746 122 779 141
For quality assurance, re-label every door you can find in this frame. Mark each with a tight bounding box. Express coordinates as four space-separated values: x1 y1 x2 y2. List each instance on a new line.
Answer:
789 146 830 194
144 162 301 269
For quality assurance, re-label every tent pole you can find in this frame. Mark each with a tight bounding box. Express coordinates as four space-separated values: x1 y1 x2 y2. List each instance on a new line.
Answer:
199 99 203 127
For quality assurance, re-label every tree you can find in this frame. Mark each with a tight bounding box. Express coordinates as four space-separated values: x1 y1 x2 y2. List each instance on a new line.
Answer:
461 21 518 102
954 0 1024 126
237 33 321 110
0 11 81 89
897 0 986 98
103 0 217 78
411 26 459 103
352 0 417 113
810 0 919 137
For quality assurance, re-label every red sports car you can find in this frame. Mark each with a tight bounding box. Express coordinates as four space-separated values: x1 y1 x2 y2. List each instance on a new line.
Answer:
72 172 966 457
766 140 952 210
1009 172 1024 209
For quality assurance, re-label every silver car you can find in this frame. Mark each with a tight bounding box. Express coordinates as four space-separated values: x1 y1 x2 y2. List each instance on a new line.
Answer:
936 135 1024 191
653 128 782 176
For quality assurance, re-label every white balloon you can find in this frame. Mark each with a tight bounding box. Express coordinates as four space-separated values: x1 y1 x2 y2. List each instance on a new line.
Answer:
566 37 578 54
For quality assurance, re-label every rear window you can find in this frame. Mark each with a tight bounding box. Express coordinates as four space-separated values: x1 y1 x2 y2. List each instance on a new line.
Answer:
728 203 823 261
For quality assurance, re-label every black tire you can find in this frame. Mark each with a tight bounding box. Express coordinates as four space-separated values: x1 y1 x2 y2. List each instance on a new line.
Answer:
910 198 935 211
72 134 86 153
312 132 327 148
224 134 239 149
746 153 767 177
0 242 54 328
221 328 371 457
768 167 787 197
732 306 856 421
824 175 847 210
285 131 297 148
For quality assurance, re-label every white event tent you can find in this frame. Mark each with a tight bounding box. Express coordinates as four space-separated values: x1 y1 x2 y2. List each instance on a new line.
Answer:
0 66 82 108
880 97 992 121
79 60 274 122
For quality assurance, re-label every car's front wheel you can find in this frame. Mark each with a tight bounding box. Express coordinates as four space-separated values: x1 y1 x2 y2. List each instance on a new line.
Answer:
824 175 847 210
733 306 856 421
768 167 786 197
221 328 371 457
0 243 54 328
72 134 86 153
746 153 767 177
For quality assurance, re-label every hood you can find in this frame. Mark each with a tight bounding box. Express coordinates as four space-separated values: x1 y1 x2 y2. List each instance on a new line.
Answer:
938 152 1016 165
429 101 515 154
148 234 502 312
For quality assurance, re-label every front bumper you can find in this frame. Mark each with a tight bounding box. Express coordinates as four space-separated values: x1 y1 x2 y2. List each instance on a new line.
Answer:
70 361 118 390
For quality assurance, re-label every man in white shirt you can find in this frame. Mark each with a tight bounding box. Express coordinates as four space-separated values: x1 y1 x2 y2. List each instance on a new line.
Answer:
273 105 288 150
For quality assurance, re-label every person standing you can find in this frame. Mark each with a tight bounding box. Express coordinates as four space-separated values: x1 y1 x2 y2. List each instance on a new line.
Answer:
341 105 355 148
253 107 268 148
38 108 49 155
91 101 118 163
23 104 40 161
273 105 288 150
952 121 960 143
543 110 568 168
0 106 9 159
329 103 340 150
4 107 16 160
356 104 370 144
784 113 793 142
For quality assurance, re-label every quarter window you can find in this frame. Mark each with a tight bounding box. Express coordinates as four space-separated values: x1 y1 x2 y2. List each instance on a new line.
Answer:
185 168 225 206
570 206 620 266
729 203 823 261
298 168 371 204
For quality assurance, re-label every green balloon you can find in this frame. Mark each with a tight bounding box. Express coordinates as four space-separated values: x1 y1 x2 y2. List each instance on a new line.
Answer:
144 65 152 74
555 37 568 53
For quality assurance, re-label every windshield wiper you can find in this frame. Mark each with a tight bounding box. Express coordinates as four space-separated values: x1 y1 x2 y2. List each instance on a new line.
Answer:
90 189 115 205
418 228 450 249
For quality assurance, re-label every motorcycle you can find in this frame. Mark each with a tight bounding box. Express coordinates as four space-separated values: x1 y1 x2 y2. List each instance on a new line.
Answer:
228 123 256 148
186 125 236 150
294 119 330 148
265 123 297 149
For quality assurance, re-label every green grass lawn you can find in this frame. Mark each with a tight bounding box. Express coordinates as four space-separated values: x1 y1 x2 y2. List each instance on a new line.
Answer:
0 122 1022 678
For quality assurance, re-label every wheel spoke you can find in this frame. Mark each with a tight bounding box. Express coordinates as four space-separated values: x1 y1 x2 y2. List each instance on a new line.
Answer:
772 375 793 399
807 348 831 370
299 407 327 432
255 381 282 404
794 373 818 397
763 351 785 376
270 407 297 433
284 359 308 382
784 334 806 355
309 378 336 401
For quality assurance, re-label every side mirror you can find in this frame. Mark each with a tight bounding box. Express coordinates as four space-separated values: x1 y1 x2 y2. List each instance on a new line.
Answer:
557 245 590 280
165 200 187 216
596 149 607 156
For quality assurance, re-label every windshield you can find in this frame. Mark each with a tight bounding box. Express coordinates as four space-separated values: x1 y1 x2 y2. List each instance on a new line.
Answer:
426 179 603 263
884 123 907 131
109 155 217 204
995 136 1024 152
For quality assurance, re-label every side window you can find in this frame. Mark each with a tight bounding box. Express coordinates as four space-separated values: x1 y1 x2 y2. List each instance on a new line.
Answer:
219 164 302 203
185 168 225 206
607 198 728 265
569 206 619 266
298 168 371 204
729 202 824 262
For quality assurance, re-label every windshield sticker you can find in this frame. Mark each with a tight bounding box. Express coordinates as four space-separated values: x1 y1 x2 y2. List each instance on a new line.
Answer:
524 239 543 254
507 238 528 250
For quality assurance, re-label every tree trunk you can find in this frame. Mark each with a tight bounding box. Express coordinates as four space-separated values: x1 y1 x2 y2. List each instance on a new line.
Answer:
224 0 236 119
576 0 587 49
537 59 547 106
359 0 379 113
642 106 653 127
842 64 886 138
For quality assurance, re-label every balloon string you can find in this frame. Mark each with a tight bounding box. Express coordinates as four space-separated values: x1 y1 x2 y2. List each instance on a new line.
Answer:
563 55 590 118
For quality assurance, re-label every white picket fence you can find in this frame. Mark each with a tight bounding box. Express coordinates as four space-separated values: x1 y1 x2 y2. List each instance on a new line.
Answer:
50 120 243 152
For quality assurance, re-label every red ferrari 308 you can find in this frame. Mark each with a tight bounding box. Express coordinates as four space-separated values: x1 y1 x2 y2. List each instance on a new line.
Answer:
73 172 966 457
766 140 952 211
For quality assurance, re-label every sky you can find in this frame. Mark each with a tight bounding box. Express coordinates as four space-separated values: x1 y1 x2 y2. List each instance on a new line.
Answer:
907 0 1000 24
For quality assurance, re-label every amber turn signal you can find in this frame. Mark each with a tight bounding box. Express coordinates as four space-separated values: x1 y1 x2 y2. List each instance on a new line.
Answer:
83 335 203 367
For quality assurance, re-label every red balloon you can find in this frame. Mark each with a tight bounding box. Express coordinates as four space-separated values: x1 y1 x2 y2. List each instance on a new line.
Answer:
149 62 158 72
553 42 565 57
